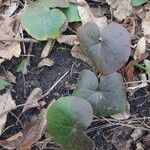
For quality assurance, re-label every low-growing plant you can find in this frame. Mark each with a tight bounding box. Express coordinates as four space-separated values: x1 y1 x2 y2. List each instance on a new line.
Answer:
46 22 131 149
21 0 80 41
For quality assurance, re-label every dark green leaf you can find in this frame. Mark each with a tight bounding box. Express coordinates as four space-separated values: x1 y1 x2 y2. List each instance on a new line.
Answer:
131 0 148 6
0 77 12 91
73 70 127 117
77 22 131 75
47 96 95 150
61 4 80 22
21 2 67 40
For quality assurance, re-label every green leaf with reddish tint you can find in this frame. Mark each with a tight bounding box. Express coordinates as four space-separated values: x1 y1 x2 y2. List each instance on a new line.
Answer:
73 70 127 117
131 0 148 6
21 2 66 41
61 4 80 22
46 96 95 150
77 22 131 75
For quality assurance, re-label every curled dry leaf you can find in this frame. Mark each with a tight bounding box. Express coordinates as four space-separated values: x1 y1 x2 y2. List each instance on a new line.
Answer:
71 45 93 66
57 35 78 46
123 17 135 36
5 70 16 84
38 58 54 68
41 40 55 58
134 37 146 60
0 16 21 61
77 0 107 29
0 90 16 135
142 9 150 35
106 0 133 21
0 110 47 150
22 88 43 113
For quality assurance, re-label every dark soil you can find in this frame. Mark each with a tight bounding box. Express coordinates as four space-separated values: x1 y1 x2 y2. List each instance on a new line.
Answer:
0 0 150 150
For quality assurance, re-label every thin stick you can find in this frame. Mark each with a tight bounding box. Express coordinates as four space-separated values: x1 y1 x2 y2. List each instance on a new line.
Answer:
0 38 38 43
41 71 69 98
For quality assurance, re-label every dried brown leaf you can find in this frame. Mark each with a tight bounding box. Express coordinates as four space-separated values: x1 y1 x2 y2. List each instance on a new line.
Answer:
134 37 146 60
0 110 47 150
22 88 43 113
77 0 107 29
0 90 16 135
0 16 21 60
142 10 150 35
38 58 54 68
106 0 132 21
57 35 78 46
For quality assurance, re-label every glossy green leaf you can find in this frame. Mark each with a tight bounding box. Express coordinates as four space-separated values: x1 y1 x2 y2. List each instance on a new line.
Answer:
39 0 69 8
73 70 127 117
78 22 131 75
17 59 28 75
61 4 80 22
47 96 95 150
0 77 12 90
21 2 66 40
131 0 148 6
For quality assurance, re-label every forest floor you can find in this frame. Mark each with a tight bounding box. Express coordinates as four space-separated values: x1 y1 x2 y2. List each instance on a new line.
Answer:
0 0 150 150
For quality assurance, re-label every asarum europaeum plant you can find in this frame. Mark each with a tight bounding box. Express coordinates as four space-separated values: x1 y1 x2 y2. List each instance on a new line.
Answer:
20 0 80 41
46 22 131 149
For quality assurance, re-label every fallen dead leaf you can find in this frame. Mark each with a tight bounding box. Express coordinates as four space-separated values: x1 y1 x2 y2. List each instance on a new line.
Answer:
77 0 107 29
57 35 78 46
131 129 144 141
71 45 93 66
123 17 135 36
0 110 47 150
22 88 43 113
0 90 16 135
5 70 16 83
0 16 21 61
41 40 55 58
134 37 146 60
142 10 150 36
38 58 54 68
106 0 132 21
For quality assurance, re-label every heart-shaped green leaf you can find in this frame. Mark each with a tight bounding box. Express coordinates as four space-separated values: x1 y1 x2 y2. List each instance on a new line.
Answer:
78 22 131 75
21 2 67 41
39 0 69 8
61 4 81 22
73 70 127 117
47 96 95 150
131 0 148 6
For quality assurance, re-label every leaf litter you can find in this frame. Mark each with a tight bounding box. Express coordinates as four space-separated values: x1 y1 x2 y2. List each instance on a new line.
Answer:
0 0 150 149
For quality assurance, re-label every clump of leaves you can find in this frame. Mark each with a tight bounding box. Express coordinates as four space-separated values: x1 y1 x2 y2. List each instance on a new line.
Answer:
21 0 80 41
73 70 128 117
46 96 95 150
77 22 131 75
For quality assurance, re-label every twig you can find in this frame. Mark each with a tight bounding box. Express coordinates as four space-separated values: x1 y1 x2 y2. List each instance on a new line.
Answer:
41 71 69 98
0 38 38 43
